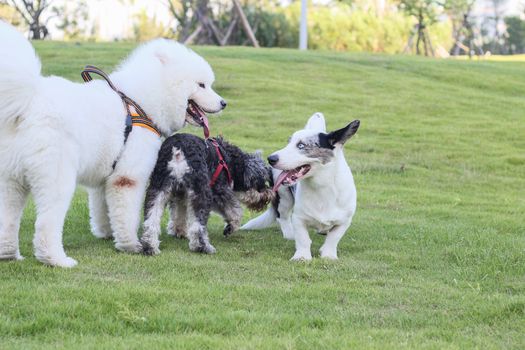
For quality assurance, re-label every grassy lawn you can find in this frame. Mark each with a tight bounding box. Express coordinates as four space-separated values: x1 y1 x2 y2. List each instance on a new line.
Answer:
1 42 524 349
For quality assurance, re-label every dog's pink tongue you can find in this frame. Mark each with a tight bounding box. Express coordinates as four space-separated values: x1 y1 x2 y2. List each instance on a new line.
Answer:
273 170 292 192
201 115 209 139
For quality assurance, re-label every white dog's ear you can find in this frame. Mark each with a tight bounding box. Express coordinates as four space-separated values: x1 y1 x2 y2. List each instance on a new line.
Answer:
305 112 326 132
325 120 360 147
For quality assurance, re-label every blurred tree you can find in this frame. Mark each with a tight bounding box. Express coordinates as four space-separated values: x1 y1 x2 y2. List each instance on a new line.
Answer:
1 0 52 39
133 9 171 42
230 1 295 47
489 0 507 53
285 1 416 53
0 2 21 25
445 0 472 54
444 0 483 56
163 0 258 47
399 0 443 55
504 16 525 53
137 0 452 53
53 0 89 41
184 0 238 45
163 0 199 43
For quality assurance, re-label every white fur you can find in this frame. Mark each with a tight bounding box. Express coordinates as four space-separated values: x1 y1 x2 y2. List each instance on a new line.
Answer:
168 148 190 181
239 207 277 230
242 113 357 261
0 21 224 267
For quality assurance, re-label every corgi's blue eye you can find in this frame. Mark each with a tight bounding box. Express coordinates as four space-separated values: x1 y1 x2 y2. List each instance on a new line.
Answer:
199 83 205 88
297 142 305 149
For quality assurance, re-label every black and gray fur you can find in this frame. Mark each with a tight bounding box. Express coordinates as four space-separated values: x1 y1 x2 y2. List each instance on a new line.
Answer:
140 133 273 255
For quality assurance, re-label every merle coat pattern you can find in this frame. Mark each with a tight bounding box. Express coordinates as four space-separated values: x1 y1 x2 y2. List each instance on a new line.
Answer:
140 133 272 255
241 113 359 261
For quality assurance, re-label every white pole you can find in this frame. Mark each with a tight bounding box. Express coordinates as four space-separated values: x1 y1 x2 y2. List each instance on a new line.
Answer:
299 0 307 50
376 0 385 18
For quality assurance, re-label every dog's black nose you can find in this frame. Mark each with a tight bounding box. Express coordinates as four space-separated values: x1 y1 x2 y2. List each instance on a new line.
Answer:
220 100 227 109
267 154 279 166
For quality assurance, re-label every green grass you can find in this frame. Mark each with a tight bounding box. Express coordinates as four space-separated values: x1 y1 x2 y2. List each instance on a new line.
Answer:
1 42 524 349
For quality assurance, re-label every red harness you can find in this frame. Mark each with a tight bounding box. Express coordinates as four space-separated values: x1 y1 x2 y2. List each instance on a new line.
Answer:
208 138 233 188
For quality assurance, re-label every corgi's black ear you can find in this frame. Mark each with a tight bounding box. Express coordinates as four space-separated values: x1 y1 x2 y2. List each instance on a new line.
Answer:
322 120 360 148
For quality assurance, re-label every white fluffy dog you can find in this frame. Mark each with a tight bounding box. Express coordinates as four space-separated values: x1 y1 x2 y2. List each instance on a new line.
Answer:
0 21 225 267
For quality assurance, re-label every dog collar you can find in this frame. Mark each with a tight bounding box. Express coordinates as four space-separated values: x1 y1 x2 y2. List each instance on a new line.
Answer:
208 138 233 188
81 65 161 138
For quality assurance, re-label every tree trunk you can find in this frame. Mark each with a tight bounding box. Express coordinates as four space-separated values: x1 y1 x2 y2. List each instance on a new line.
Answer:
221 13 238 46
425 28 434 56
7 0 49 40
416 11 424 55
232 0 259 48
183 24 203 45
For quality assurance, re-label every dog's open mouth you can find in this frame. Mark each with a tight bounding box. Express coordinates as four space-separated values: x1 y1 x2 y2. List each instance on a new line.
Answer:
186 100 209 138
273 165 311 191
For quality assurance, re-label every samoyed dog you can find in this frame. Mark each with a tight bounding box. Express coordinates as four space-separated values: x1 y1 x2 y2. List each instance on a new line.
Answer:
0 21 226 267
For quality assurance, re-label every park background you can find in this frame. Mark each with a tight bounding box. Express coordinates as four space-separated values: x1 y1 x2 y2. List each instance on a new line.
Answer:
2 0 525 56
0 1 524 349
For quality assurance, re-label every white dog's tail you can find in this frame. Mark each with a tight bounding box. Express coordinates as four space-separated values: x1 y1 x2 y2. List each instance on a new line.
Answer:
241 208 277 230
0 21 42 123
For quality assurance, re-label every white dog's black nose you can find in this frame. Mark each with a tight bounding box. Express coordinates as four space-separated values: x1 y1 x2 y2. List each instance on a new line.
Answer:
220 100 227 109
268 154 279 166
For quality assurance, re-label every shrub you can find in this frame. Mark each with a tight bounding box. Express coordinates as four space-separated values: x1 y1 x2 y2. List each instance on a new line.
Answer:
283 2 450 54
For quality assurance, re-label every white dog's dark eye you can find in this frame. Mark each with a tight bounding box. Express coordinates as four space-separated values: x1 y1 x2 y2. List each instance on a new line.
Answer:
297 142 305 149
198 83 205 88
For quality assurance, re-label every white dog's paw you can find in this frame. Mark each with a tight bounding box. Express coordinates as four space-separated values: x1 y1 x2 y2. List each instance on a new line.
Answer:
140 239 161 256
44 256 78 268
34 249 78 268
320 252 338 260
0 254 25 261
290 250 312 261
204 244 216 254
142 245 161 256
15 251 24 261
115 241 143 254
189 241 216 254
319 246 338 260
92 230 113 240
57 256 78 268
0 250 24 261
0 245 24 261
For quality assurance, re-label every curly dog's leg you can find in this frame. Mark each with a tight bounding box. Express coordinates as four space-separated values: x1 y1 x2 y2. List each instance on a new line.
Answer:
167 195 188 239
186 190 215 254
140 187 171 256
